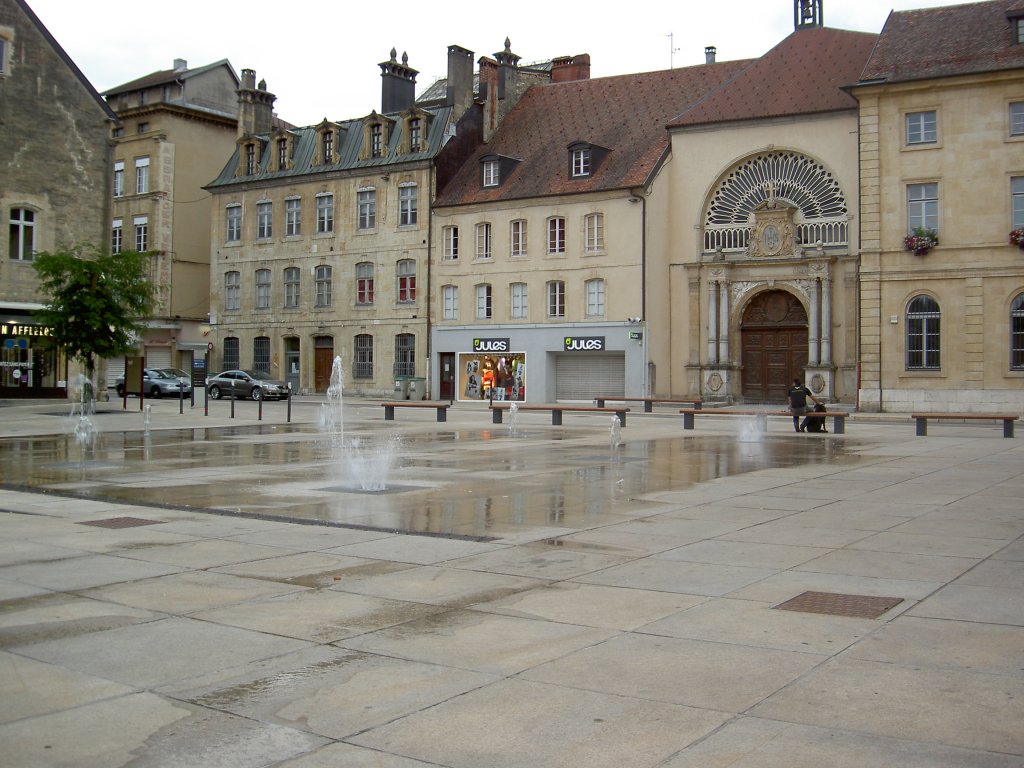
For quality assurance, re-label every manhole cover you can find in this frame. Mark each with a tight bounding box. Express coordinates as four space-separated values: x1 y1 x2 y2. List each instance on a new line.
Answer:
79 517 163 529
773 591 903 619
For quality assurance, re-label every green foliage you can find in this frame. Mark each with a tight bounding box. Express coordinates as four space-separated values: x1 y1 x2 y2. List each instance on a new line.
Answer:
32 244 155 378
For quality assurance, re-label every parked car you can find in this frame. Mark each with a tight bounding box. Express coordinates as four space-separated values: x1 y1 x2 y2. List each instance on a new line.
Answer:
115 368 193 399
206 369 289 401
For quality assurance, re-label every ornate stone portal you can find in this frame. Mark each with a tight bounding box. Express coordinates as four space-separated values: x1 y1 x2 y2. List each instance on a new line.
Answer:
750 198 798 258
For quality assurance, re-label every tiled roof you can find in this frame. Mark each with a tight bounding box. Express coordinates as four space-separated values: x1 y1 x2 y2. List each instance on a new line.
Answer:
860 1 1024 84
434 60 749 207
670 27 877 128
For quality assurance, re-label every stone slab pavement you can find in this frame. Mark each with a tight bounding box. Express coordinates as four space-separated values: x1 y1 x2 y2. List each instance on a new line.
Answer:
0 397 1022 767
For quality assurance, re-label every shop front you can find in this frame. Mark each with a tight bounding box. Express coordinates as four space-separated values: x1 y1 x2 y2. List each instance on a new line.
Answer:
0 314 65 398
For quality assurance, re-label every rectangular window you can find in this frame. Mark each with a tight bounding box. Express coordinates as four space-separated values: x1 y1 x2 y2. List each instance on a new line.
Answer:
476 222 492 259
510 282 528 319
226 205 241 242
245 144 256 175
399 184 418 226
9 208 35 261
547 281 565 318
285 198 301 237
356 262 374 305
397 259 416 302
370 124 383 158
476 284 492 319
257 201 272 239
442 285 459 320
133 215 148 251
584 213 604 252
135 157 150 194
483 159 499 187
1012 296 1024 370
253 337 270 372
443 226 459 260
322 130 333 162
113 161 125 197
586 279 605 317
409 118 422 152
223 337 240 370
0 38 6 76
572 147 591 177
316 193 334 233
358 189 376 229
906 111 937 145
225 271 240 311
354 334 373 378
111 218 123 254
315 265 332 307
907 298 941 370
394 334 415 377
510 220 527 257
547 217 565 254
907 183 938 233
255 269 271 309
1013 177 1024 229
278 138 288 169
1012 102 1024 137
284 267 300 308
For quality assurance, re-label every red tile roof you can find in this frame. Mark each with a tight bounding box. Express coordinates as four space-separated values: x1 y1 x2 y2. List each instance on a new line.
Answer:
669 27 877 128
434 60 750 206
860 1 1024 84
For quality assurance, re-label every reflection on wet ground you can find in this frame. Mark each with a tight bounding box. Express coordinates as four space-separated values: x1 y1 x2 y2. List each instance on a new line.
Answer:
0 423 857 540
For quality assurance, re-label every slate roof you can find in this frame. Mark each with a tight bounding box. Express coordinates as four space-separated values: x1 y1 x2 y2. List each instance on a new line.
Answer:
859 0 1024 84
103 59 239 97
434 60 749 207
669 27 877 129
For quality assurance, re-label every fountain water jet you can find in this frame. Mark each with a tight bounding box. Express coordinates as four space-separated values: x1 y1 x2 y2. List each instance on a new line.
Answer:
68 373 99 452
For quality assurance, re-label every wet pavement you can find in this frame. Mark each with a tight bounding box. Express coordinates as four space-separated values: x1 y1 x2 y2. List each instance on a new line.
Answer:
1 397 1022 767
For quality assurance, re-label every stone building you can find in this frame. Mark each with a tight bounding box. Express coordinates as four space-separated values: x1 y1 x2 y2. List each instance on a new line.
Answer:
205 42 554 395
663 0 875 404
102 58 242 387
851 0 1024 412
0 0 116 397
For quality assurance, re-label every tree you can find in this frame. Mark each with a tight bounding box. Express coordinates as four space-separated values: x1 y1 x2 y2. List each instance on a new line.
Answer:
33 244 155 392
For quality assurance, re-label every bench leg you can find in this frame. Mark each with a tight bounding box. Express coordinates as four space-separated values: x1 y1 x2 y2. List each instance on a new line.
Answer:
492 409 503 424
694 401 702 410
683 412 694 430
616 409 627 427
1004 419 1014 438
833 416 845 435
384 405 395 420
551 410 563 426
915 417 927 436
644 401 653 413
595 398 605 408
436 407 447 423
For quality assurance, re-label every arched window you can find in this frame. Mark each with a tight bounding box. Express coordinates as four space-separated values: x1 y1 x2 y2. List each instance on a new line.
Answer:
1011 293 1024 370
906 295 940 370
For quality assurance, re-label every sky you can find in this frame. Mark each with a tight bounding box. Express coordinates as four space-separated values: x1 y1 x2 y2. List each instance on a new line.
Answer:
27 0 968 127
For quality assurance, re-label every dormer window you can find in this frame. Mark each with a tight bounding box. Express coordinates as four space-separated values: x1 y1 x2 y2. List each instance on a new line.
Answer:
568 142 608 179
322 130 334 162
572 147 591 177
483 159 499 187
245 143 257 175
370 124 383 157
278 138 288 169
361 115 392 160
409 118 422 152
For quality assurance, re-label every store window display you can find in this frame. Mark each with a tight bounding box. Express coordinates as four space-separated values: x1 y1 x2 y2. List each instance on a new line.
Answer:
458 353 525 402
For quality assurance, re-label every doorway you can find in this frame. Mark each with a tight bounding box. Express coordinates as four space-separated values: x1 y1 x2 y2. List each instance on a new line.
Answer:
740 290 808 402
314 336 334 393
439 353 455 401
284 337 300 393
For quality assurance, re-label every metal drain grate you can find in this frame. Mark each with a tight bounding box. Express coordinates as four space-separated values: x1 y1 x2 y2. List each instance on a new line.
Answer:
79 517 163 529
773 591 903 619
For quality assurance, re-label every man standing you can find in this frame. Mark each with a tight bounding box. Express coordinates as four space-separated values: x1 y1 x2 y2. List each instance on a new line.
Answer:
788 378 821 432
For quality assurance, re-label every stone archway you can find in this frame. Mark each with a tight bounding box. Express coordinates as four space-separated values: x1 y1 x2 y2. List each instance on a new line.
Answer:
740 290 808 402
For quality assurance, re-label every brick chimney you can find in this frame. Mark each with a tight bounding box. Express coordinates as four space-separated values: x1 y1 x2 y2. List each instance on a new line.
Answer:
446 44 475 121
551 54 591 83
380 48 418 114
236 69 276 137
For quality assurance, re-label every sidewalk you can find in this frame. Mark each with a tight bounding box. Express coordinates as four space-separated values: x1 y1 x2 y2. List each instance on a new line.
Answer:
0 399 1022 767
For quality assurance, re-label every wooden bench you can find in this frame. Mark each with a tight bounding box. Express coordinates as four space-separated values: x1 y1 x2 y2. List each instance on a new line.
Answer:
594 397 703 413
382 402 450 423
679 409 848 434
911 413 1018 438
491 403 629 426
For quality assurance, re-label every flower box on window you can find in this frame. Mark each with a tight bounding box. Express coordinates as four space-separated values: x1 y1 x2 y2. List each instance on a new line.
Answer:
903 227 939 256
1010 227 1024 251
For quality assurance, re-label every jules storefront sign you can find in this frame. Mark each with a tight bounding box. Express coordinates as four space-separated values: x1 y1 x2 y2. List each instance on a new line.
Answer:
563 336 605 351
472 337 511 353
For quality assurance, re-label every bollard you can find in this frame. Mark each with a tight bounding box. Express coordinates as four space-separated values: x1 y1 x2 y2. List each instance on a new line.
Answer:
258 396 263 421
286 388 292 423
230 395 235 419
179 386 184 415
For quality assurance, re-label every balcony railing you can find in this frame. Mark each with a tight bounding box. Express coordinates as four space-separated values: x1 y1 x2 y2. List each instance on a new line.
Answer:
703 218 848 254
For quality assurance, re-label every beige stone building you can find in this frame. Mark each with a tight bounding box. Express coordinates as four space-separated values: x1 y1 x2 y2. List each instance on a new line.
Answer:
662 2 876 405
852 0 1024 412
102 58 241 387
205 43 554 396
0 0 115 397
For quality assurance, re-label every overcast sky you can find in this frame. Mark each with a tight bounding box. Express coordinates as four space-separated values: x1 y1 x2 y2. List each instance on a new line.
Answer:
28 0 966 127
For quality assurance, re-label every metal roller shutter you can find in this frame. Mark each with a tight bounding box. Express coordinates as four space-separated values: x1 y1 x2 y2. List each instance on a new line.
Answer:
104 357 125 389
145 346 172 370
554 353 625 401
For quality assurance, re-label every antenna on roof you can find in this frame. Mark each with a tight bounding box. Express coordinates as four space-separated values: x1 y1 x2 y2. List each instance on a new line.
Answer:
666 32 681 69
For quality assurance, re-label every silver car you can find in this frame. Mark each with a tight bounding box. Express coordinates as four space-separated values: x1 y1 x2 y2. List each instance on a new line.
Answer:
206 369 289 401
115 368 193 399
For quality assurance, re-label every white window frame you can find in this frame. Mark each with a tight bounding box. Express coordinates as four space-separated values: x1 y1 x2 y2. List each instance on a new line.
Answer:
510 282 528 319
113 161 125 198
399 183 418 226
483 160 499 187
584 213 604 253
1013 176 1024 229
111 218 123 254
225 271 241 311
1012 102 1024 137
135 157 150 194
547 281 565 318
397 259 416 303
358 188 376 230
510 219 527 257
476 284 492 319
316 193 334 234
906 110 937 145
907 183 939 233
547 217 566 254
356 262 374 305
443 225 459 260
475 222 492 259
255 268 271 309
572 147 591 177
133 215 149 251
315 265 332 307
9 208 35 261
285 197 301 237
257 201 272 239
442 285 459 320
586 278 605 317
284 267 300 308
225 204 241 243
